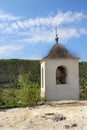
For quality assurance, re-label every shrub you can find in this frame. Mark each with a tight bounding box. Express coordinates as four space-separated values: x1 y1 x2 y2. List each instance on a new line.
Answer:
17 73 40 107
2 89 18 108
80 86 87 100
0 89 4 106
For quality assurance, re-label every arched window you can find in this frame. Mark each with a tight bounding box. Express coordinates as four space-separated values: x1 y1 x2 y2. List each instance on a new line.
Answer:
56 66 66 84
42 67 44 87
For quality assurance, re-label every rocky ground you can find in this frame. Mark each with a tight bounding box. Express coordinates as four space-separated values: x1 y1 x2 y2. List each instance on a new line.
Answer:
0 101 87 130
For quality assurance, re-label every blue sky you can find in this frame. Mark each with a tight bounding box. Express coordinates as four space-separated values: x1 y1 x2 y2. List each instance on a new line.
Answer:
0 0 87 61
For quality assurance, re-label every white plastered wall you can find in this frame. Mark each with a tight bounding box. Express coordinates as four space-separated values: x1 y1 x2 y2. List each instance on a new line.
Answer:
41 61 46 98
41 58 79 101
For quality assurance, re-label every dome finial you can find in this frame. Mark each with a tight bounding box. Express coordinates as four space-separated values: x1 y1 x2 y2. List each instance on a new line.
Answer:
55 26 59 44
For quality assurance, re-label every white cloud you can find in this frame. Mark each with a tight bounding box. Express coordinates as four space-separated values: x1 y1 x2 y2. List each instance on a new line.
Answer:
0 11 86 33
0 10 87 56
15 11 86 28
23 55 42 60
2 11 84 34
16 27 79 44
79 29 87 34
0 10 20 21
58 28 80 41
0 44 24 55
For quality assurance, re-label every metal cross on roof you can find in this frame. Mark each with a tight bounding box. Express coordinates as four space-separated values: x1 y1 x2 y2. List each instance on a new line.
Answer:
55 27 59 44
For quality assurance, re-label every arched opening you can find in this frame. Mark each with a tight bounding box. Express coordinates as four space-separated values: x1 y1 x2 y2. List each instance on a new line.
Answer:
42 67 44 88
56 66 66 84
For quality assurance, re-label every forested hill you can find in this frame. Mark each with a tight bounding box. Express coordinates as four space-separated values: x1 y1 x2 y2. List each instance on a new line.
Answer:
0 59 87 88
0 59 40 87
79 62 87 87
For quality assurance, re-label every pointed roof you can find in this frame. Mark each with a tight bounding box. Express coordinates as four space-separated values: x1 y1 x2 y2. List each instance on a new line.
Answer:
42 44 79 60
41 29 79 61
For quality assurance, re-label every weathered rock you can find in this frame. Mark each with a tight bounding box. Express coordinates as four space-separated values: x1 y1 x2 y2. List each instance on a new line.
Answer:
37 102 45 106
64 125 70 129
64 123 78 129
44 113 54 116
71 123 77 127
52 114 66 122
0 125 3 127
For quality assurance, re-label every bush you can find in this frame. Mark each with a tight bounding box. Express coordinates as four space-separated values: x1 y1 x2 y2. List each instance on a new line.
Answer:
0 89 4 106
80 86 87 100
0 88 19 108
2 89 18 108
17 73 40 107
0 73 41 108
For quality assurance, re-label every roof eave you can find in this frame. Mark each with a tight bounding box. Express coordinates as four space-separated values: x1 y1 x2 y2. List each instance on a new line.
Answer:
40 57 80 63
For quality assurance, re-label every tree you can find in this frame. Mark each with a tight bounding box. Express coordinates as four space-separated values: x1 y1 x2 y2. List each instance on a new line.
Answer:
17 73 40 107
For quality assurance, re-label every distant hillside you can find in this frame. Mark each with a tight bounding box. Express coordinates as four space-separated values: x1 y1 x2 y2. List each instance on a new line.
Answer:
0 59 87 88
0 59 40 87
79 62 87 87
